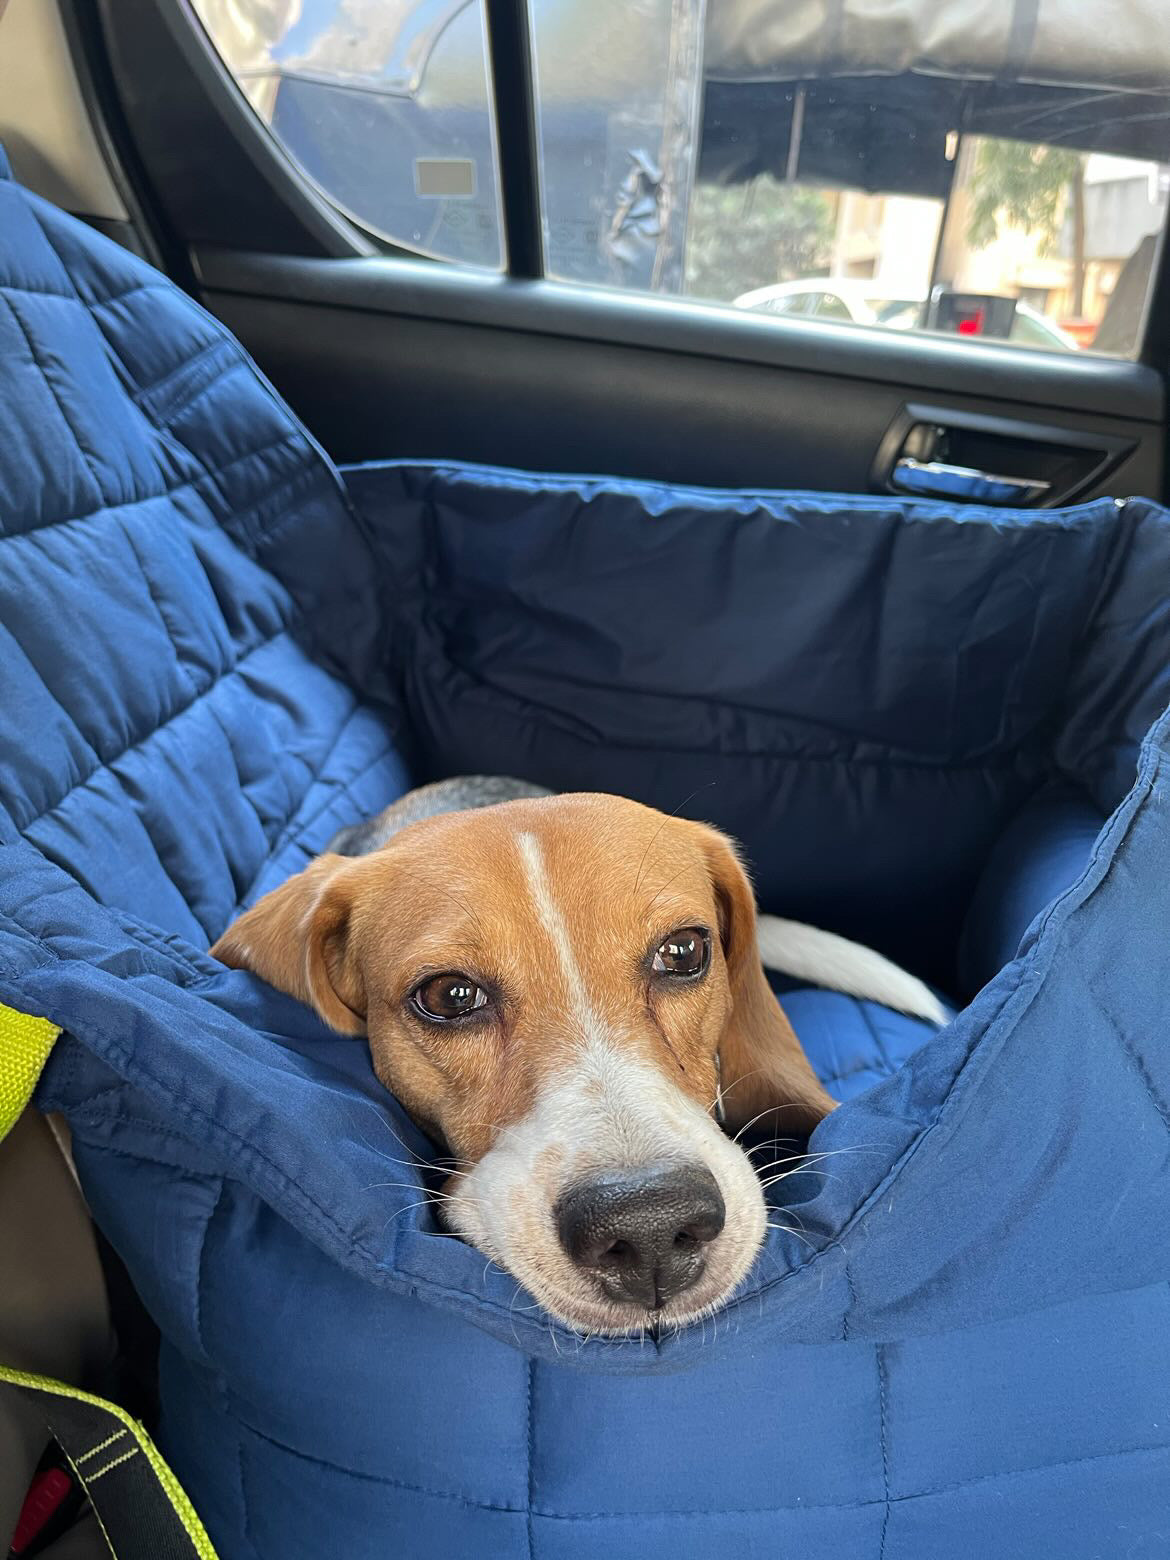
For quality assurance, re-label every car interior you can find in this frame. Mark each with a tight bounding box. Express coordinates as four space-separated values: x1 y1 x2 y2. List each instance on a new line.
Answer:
1 2 1168 1557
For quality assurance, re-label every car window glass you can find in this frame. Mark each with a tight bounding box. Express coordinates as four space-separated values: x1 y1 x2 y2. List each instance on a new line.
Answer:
813 292 852 320
192 2 1170 358
528 0 1170 358
763 292 812 315
190 0 505 269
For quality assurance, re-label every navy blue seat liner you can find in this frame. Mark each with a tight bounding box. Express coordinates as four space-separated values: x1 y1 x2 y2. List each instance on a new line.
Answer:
2 150 1169 1559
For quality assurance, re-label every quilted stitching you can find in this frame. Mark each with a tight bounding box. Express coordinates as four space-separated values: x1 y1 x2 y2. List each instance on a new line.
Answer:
0 155 405 953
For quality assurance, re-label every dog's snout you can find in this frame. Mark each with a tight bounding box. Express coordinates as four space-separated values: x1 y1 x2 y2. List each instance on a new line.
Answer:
554 1163 726 1311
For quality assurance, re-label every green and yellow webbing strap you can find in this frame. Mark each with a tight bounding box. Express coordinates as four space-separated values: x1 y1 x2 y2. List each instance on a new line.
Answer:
0 1368 219 1560
0 1005 219 1558
0 1005 58 1143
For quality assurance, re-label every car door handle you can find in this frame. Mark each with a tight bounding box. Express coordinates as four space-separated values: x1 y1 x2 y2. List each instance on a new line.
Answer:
892 458 1051 506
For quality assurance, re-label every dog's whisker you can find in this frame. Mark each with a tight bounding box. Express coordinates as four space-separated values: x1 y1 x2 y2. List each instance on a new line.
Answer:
352 1101 437 1159
759 1171 843 1192
631 782 715 899
354 1099 410 1140
756 1243 788 1284
640 862 693 924
361 1182 487 1210
357 1151 474 1183
360 1180 455 1196
744 1141 826 1162
766 1221 818 1251
376 1144 474 1174
747 1144 885 1173
482 1254 508 1286
377 1198 465 1235
465 1119 547 1153
753 1161 855 1185
430 881 491 948
632 816 673 902
709 1065 770 1118
352 1117 433 1171
754 1146 882 1174
746 1151 810 1172
729 1102 809 1142
350 1109 475 1180
719 1067 771 1100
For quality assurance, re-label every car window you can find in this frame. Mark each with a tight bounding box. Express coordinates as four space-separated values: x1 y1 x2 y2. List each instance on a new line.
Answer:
189 0 505 269
1009 310 1062 348
762 293 814 315
531 1 1170 358
192 1 1170 358
811 292 853 321
872 300 921 328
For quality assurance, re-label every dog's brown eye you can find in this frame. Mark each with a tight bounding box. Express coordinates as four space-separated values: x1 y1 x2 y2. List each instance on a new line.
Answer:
652 928 710 979
411 974 489 1022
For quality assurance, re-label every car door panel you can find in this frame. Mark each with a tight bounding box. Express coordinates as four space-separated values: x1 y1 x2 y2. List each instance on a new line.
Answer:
197 250 1164 498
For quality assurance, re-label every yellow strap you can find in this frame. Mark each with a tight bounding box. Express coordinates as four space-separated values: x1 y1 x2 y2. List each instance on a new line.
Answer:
0 1365 220 1560
0 1009 218 1555
0 1003 60 1141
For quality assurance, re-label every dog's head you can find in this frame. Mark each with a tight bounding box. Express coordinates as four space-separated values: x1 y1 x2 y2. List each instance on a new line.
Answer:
212 794 834 1333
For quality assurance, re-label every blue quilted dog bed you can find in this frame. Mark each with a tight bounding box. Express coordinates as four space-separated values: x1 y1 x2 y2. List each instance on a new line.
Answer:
2 147 1169 1559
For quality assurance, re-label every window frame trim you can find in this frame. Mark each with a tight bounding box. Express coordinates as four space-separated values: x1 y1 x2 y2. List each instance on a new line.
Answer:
484 0 545 280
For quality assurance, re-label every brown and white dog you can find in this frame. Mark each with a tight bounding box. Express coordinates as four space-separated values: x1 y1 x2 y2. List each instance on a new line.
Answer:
212 779 942 1334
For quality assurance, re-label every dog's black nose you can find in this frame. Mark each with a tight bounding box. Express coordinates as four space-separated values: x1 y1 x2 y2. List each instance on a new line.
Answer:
555 1163 725 1311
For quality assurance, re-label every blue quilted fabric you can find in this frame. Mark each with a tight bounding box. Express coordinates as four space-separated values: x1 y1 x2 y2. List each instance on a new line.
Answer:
2 147 1170 1559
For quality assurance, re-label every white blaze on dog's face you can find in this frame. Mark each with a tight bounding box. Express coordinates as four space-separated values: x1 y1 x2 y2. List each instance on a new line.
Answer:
211 794 835 1334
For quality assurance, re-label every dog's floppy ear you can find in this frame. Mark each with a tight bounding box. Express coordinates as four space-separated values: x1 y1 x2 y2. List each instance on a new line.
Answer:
211 853 366 1034
699 827 836 1136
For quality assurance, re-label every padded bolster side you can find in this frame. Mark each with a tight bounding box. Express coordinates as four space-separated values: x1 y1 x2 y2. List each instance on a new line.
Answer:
957 785 1105 997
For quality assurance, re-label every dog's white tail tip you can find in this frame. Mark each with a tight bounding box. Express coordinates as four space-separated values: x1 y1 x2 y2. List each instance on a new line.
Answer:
756 915 948 1026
